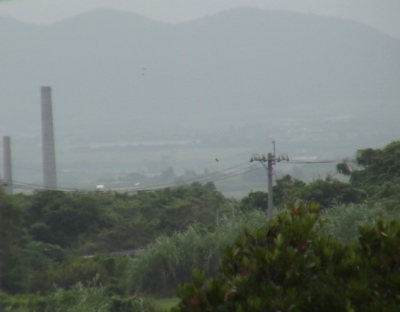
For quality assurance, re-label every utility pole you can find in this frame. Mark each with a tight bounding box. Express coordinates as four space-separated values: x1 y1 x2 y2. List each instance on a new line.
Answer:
267 153 274 220
250 142 289 219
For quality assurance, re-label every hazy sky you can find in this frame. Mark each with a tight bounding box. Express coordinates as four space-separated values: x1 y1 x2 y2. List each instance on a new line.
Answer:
1 0 399 38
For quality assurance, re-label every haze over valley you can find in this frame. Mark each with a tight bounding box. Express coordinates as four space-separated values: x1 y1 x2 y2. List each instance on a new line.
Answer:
1 7 399 195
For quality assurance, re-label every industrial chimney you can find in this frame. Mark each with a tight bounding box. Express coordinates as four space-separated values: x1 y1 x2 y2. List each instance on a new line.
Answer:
2 136 13 194
41 86 57 189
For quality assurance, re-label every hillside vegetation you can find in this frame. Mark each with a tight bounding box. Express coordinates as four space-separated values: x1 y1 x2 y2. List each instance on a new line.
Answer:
1 141 400 311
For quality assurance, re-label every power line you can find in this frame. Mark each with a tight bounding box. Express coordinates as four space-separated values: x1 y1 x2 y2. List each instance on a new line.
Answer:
11 180 78 192
283 158 354 164
7 161 256 193
110 162 258 193
6 156 352 194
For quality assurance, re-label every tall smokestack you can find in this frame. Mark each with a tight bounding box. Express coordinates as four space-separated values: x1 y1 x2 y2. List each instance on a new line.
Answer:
2 136 13 194
41 86 57 189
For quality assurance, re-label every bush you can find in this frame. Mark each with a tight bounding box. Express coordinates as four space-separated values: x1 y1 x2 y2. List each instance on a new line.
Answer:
172 204 400 311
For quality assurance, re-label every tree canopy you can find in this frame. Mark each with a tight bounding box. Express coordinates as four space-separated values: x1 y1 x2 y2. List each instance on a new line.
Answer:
173 204 400 311
337 141 400 188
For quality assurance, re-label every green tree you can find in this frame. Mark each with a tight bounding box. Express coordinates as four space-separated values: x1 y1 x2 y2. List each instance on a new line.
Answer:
238 191 268 212
0 191 30 292
298 177 366 208
337 141 400 209
273 174 306 205
26 191 112 247
337 141 400 191
173 204 400 311
81 185 229 254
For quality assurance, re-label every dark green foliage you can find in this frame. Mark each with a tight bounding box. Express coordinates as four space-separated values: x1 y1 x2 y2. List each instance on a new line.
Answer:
1 184 228 295
26 191 113 248
92 184 227 252
238 191 268 212
203 181 217 191
3 139 400 310
335 141 400 212
273 174 306 205
338 141 400 194
20 255 131 294
0 191 30 293
336 162 352 175
0 190 120 294
298 176 367 208
272 175 366 208
353 220 400 310
173 204 400 311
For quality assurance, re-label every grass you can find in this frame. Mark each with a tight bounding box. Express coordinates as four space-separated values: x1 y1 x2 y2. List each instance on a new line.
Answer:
153 298 180 311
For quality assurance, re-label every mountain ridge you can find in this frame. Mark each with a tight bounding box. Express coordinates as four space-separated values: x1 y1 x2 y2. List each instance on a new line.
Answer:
1 7 399 140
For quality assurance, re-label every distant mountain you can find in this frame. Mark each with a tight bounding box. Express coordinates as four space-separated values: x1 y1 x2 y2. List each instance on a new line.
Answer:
1 7 399 140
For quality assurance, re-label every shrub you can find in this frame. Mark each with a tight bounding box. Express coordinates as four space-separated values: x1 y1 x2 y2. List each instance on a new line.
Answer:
172 203 400 311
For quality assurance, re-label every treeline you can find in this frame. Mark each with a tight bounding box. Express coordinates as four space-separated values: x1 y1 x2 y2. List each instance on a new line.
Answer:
0 182 229 294
1 141 400 310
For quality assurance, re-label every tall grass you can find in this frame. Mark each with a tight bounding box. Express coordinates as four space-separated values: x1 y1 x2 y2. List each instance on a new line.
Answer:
320 202 400 242
126 211 268 296
1 281 109 312
1 276 160 312
127 202 400 297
